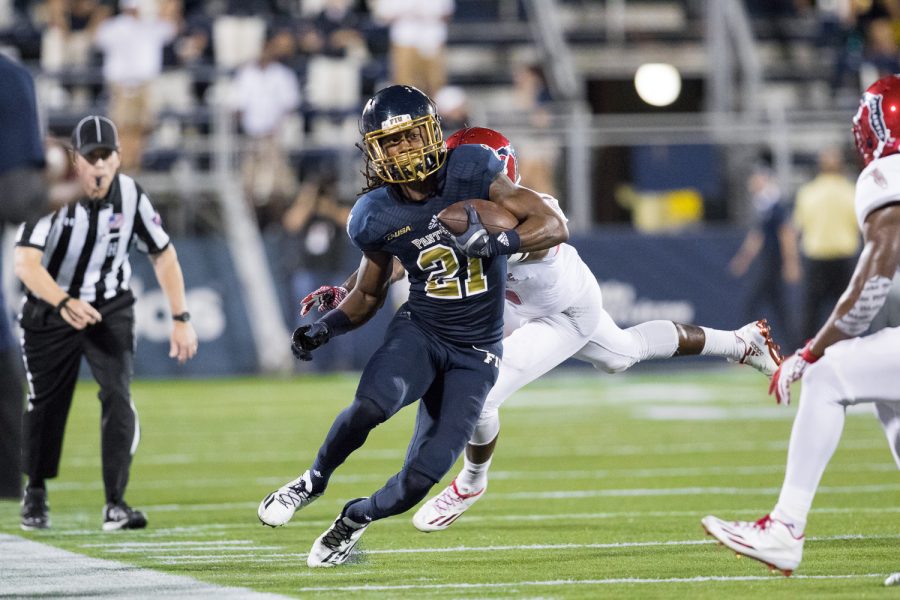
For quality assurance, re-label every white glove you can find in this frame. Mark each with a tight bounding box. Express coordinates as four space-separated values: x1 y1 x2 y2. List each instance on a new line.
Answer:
769 342 820 405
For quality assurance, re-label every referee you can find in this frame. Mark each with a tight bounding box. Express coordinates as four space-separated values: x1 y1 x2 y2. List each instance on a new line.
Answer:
13 115 198 531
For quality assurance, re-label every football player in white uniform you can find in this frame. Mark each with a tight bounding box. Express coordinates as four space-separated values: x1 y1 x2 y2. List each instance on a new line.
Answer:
701 74 900 576
300 127 783 532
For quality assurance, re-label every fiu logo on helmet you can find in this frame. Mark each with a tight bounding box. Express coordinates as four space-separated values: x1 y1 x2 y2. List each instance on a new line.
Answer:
865 93 889 142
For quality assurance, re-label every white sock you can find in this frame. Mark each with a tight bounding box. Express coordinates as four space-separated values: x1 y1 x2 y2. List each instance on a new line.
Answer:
456 456 492 494
699 326 742 359
631 320 679 360
772 486 813 533
773 361 848 534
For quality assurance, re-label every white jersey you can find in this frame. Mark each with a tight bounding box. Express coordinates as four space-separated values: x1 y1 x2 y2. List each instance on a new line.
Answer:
854 153 900 228
504 243 595 319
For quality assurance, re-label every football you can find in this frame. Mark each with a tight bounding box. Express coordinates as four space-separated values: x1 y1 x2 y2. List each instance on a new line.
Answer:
437 199 518 235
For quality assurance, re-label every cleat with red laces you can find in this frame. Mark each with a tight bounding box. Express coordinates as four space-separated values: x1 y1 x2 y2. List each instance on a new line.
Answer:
412 479 485 532
732 319 783 377
701 514 803 576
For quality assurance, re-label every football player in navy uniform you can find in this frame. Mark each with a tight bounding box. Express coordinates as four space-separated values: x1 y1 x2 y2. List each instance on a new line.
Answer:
257 85 568 567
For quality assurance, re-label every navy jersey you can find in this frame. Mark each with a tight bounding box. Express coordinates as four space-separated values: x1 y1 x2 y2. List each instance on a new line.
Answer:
348 144 506 345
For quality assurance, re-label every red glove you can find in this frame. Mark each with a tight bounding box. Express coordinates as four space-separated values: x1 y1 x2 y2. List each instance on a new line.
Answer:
769 341 820 405
299 285 348 317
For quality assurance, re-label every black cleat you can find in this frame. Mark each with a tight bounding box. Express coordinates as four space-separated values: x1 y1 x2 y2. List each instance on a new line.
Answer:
21 487 50 531
103 502 148 531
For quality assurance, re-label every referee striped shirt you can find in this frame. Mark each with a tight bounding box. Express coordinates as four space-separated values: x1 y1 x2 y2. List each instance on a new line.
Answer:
16 173 170 303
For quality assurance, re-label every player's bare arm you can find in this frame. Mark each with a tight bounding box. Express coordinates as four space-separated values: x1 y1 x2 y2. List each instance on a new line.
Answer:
340 257 405 293
149 245 197 364
488 173 569 252
14 246 101 329
808 202 900 356
336 250 395 326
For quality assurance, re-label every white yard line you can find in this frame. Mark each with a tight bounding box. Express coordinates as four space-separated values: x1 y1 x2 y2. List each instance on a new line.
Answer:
0 534 290 599
59 437 888 467
44 462 899 491
56 505 900 539
293 573 886 593
88 533 900 563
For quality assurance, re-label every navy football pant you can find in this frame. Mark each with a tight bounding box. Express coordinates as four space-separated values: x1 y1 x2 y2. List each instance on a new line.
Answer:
311 312 501 522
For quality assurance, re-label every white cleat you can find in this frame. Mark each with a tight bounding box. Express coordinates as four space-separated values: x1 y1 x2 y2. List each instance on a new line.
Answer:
733 319 783 377
701 514 804 576
307 498 370 568
412 479 485 532
257 470 321 527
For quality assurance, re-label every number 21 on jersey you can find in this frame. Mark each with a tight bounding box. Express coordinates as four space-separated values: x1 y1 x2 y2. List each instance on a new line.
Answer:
418 244 487 299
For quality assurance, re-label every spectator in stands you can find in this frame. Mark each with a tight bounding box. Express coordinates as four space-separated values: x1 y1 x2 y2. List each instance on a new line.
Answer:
230 28 301 223
729 155 801 349
793 147 860 340
434 85 469 136
296 0 369 112
860 18 900 86
41 0 109 74
511 62 558 198
93 0 179 172
372 0 454 96
281 176 350 323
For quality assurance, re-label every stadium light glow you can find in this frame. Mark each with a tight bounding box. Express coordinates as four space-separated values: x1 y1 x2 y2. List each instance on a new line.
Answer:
634 63 682 107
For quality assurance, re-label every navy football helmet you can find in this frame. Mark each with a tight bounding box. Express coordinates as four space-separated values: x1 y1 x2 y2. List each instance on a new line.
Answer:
360 85 446 184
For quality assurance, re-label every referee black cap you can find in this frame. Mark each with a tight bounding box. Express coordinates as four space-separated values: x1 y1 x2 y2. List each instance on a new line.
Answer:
72 115 119 156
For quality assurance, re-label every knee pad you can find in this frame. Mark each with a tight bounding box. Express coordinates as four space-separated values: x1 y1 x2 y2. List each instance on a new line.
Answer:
471 409 500 445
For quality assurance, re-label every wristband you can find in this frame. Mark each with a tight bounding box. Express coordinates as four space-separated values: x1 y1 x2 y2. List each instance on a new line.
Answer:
172 312 191 322
490 229 521 256
800 341 820 363
318 309 353 338
55 296 72 313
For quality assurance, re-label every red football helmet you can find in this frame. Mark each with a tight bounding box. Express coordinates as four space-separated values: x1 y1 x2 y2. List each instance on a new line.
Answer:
445 126 520 184
853 74 900 166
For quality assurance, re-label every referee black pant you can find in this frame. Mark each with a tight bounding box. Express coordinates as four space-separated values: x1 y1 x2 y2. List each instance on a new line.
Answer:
19 292 137 505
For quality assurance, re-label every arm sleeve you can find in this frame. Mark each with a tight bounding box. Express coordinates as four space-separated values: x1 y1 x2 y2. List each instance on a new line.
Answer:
132 185 171 254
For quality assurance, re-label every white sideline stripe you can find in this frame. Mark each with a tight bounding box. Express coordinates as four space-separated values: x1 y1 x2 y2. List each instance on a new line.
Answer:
110 534 900 563
0 534 290 599
43 462 900 491
293 574 885 592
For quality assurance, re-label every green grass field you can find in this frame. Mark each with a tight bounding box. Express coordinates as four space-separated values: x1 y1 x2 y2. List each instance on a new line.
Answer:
1 368 898 598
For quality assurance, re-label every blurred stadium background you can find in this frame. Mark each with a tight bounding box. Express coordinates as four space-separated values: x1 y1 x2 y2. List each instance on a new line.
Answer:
0 0 896 376
5 2 900 595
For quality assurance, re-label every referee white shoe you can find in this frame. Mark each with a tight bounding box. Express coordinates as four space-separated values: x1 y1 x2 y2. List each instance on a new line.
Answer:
733 319 782 377
258 470 321 527
701 514 804 576
412 479 485 532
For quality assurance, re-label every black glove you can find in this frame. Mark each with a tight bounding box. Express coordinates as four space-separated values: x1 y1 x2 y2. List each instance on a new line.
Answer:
291 321 332 361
